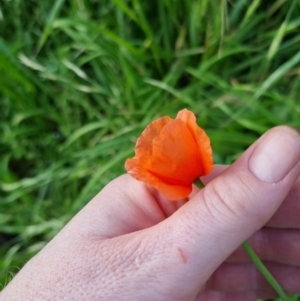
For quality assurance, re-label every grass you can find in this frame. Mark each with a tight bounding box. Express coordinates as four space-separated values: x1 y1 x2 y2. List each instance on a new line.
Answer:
0 0 300 299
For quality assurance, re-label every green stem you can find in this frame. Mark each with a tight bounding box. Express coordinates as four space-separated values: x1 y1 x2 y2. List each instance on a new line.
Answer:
194 179 288 300
242 241 287 300
194 178 205 189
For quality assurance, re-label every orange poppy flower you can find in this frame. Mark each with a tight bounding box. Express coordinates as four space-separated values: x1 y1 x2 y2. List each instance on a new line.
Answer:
125 109 213 200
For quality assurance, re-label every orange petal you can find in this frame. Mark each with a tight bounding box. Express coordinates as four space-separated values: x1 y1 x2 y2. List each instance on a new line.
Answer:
177 109 213 175
135 116 172 157
154 182 192 200
125 109 214 201
150 119 202 182
125 157 192 200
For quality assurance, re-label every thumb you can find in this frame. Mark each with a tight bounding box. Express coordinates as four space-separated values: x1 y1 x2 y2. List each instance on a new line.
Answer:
161 126 300 287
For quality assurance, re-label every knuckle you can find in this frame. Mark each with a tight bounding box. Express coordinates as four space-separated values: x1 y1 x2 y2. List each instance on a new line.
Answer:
121 236 153 269
202 171 256 223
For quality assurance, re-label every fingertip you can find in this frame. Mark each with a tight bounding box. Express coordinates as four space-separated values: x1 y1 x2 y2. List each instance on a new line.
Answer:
249 126 300 183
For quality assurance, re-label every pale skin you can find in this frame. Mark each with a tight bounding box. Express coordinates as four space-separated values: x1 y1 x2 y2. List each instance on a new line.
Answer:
1 126 300 301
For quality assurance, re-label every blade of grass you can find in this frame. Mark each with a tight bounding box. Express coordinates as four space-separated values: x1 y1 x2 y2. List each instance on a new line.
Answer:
240 0 262 29
36 0 67 53
255 49 300 98
267 0 298 61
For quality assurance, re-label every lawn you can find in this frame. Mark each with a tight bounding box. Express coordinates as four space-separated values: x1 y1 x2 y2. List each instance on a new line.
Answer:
0 0 300 299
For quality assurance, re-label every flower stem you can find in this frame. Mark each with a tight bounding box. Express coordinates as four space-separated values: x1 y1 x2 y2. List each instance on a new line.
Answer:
194 178 205 189
242 241 287 300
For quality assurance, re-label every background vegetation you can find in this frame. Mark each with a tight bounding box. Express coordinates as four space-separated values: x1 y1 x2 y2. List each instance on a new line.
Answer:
1 0 300 299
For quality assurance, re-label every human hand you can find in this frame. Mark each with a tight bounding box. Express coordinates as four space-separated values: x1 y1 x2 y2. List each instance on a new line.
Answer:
1 126 300 301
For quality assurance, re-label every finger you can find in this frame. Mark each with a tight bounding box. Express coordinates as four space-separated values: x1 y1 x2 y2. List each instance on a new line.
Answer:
70 174 188 239
202 166 300 229
207 261 300 295
158 126 300 294
72 166 244 240
265 175 300 228
226 228 300 266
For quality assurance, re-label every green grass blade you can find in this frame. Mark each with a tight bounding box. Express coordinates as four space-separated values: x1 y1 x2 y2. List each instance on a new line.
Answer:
37 0 67 53
255 49 300 98
240 0 262 28
267 0 298 61
110 0 138 22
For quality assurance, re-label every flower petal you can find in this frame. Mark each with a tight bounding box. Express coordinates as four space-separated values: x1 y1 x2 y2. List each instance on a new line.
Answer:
150 119 202 182
135 116 172 157
124 157 192 200
154 182 192 200
125 109 214 201
177 109 213 175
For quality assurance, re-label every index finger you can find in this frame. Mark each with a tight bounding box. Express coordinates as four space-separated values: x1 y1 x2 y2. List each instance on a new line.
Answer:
201 165 300 229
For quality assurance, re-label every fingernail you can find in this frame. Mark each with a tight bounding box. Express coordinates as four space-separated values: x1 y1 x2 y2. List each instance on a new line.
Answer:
249 127 300 183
